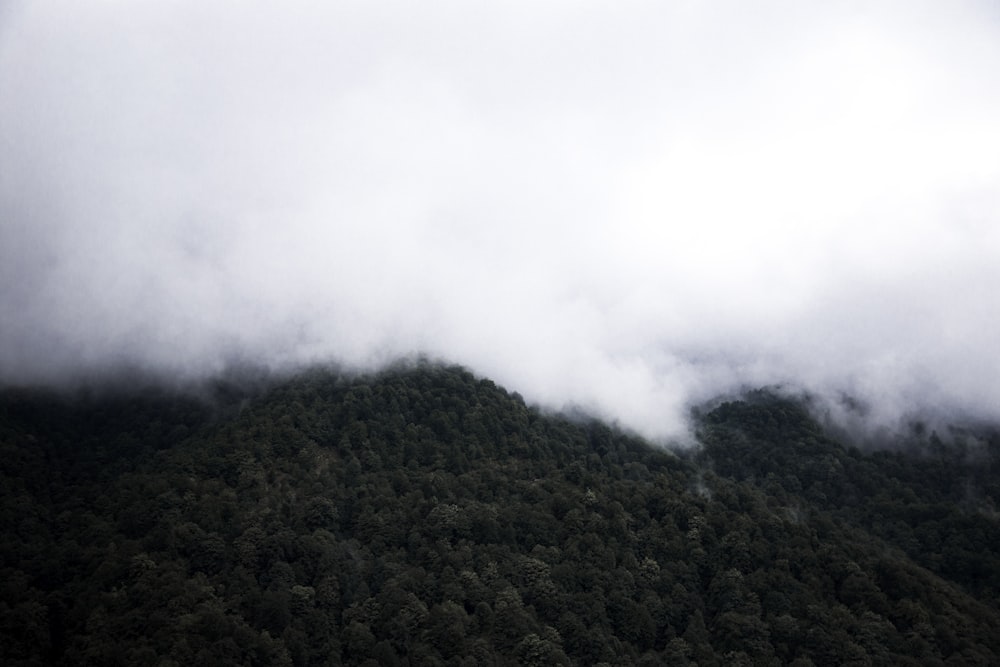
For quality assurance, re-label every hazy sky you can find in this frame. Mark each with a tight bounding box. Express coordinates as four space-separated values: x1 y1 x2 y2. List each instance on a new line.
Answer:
2 1 999 441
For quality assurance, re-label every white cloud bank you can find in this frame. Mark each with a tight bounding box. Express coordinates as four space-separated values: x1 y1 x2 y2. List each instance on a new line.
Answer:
2 1 999 441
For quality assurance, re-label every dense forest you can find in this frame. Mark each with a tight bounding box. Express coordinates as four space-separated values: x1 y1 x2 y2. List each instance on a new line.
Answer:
2 362 999 665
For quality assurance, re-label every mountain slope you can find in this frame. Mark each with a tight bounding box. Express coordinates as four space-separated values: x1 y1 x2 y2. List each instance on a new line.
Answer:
698 391 1000 605
2 363 999 665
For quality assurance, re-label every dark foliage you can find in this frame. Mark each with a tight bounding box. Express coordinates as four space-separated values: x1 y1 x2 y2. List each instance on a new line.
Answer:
2 365 999 665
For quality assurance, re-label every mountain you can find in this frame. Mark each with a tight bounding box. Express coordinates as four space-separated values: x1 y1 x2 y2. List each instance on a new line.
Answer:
2 362 999 665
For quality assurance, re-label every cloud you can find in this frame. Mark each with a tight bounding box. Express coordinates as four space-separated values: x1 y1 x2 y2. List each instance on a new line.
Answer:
2 0 999 441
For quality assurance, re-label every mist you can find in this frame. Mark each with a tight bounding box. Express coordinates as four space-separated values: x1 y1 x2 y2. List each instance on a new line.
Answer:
2 1 999 442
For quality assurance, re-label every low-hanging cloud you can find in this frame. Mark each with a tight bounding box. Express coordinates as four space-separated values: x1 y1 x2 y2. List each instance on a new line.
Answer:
2 0 999 441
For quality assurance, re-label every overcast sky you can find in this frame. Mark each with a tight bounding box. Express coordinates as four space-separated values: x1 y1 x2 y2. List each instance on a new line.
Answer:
2 1 999 441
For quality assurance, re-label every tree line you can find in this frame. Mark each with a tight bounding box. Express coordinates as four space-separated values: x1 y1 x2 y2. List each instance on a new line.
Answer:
2 363 999 665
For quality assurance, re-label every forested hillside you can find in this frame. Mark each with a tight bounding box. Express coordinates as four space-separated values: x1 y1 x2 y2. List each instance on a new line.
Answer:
2 363 999 665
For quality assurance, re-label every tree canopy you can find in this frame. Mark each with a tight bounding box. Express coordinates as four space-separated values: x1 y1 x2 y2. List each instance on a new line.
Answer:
2 363 999 665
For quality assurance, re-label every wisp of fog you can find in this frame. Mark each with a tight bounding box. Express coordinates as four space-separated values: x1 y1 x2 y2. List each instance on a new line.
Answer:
2 1 999 441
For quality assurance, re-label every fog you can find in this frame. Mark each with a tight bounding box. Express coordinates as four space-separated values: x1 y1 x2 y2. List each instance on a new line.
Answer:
2 1 999 442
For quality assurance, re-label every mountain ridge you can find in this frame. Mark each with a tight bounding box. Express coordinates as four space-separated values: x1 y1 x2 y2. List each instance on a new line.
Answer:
2 362 999 665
